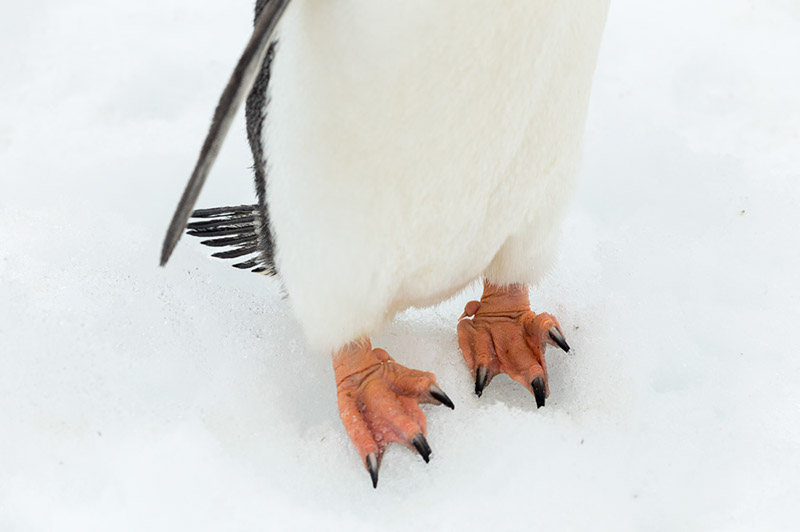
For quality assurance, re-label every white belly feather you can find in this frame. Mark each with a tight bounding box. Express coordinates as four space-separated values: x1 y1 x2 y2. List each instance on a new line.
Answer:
264 0 609 350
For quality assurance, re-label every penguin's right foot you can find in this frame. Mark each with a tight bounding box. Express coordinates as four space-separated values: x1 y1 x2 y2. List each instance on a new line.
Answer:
333 338 454 488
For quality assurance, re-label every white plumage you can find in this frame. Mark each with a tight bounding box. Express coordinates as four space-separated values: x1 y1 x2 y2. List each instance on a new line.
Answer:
264 0 610 351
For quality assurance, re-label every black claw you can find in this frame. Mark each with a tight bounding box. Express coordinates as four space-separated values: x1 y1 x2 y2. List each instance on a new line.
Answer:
475 366 489 397
548 327 571 353
532 377 546 409
430 384 455 410
366 453 379 489
412 434 432 463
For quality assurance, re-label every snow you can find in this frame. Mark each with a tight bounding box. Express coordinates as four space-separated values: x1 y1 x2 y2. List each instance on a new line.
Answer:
1 0 799 530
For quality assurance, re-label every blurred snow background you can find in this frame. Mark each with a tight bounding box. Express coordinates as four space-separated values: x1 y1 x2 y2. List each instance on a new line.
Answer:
1 0 798 530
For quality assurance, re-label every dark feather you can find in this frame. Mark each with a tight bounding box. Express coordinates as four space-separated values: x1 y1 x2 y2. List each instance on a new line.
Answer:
160 0 289 267
200 234 258 248
212 245 260 260
245 0 280 276
187 227 252 238
185 205 270 274
233 259 261 270
175 1 283 277
186 215 256 231
192 205 258 218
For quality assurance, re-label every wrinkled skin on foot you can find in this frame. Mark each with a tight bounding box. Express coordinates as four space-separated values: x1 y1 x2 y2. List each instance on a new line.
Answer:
333 339 454 488
457 280 570 406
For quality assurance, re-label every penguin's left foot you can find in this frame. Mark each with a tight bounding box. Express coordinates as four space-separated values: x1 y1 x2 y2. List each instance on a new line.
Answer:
333 339 454 488
457 280 570 406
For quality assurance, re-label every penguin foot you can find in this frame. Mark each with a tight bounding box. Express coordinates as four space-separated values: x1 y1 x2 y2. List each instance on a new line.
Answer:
333 338 454 488
457 280 569 405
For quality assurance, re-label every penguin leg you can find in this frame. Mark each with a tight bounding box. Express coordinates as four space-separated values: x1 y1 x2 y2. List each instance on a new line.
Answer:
333 338 454 488
457 280 570 406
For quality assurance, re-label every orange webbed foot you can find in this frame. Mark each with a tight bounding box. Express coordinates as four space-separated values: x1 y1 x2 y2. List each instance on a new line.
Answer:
334 339 454 488
457 280 570 407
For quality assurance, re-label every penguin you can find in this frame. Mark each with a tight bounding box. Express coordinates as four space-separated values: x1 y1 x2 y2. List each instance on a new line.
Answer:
161 0 610 488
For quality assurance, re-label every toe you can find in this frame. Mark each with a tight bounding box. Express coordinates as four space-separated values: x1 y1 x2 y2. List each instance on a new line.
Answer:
388 364 454 409
474 365 489 397
457 320 478 371
397 395 428 435
458 321 496 378
411 434 432 463
363 388 426 448
390 365 435 397
429 383 455 409
531 376 546 408
337 392 380 459
366 453 380 488
548 326 571 352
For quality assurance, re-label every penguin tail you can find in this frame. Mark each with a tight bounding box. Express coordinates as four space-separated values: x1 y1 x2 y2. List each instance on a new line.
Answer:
185 204 274 275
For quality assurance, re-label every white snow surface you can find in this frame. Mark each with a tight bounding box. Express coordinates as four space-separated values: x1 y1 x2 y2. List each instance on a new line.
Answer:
1 1 799 530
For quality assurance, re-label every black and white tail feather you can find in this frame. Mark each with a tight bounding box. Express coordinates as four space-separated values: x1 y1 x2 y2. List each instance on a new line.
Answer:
160 0 289 274
186 204 273 274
